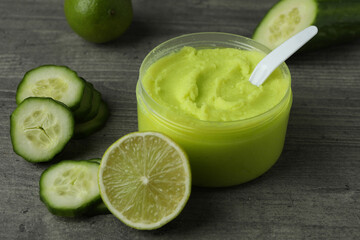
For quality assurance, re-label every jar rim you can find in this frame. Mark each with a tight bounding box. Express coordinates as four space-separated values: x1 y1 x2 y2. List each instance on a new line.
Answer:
137 32 292 131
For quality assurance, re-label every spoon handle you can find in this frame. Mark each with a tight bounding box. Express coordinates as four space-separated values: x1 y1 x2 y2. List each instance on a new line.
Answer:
249 26 318 87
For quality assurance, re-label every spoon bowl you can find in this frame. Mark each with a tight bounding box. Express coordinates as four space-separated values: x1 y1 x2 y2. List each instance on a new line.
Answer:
249 26 318 87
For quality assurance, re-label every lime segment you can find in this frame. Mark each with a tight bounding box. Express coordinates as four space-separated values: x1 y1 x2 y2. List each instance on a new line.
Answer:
98 132 191 230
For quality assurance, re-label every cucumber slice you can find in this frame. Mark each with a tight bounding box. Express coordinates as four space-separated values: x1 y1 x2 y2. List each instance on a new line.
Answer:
77 87 102 123
253 0 360 50
85 202 110 216
92 202 110 215
83 158 110 216
73 101 109 139
72 81 93 122
16 65 85 110
88 158 101 164
40 160 101 217
10 97 74 162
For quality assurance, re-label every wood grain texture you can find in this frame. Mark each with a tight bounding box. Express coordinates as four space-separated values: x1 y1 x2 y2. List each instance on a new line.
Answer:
0 0 359 239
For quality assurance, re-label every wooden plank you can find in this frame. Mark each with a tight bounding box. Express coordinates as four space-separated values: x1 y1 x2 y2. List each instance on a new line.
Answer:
0 0 359 239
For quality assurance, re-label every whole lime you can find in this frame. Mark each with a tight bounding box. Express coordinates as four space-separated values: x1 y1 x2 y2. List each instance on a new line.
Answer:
64 0 133 43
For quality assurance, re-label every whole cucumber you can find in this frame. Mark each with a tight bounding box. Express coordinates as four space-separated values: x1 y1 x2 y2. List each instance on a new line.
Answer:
253 0 360 50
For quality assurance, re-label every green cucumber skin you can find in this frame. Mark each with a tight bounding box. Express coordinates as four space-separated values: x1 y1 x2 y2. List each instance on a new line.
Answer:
84 158 110 216
10 97 74 163
76 88 102 124
88 158 101 164
40 160 102 217
253 0 360 50
73 101 109 139
85 202 110 216
310 0 360 49
16 65 85 111
42 196 102 218
72 81 93 122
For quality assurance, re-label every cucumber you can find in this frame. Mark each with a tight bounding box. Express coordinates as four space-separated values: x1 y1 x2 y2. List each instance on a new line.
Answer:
40 160 101 217
88 158 101 164
16 65 86 110
83 158 110 216
73 101 109 139
77 87 102 123
253 0 360 50
85 202 110 216
72 81 93 121
10 97 74 162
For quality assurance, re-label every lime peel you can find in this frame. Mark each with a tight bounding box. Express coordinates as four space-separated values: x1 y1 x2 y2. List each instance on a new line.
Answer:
64 0 133 43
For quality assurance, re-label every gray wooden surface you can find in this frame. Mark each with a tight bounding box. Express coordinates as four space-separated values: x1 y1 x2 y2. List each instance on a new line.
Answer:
1 0 359 239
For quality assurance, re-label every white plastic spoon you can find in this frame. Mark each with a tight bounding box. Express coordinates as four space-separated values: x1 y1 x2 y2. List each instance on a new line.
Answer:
249 26 318 87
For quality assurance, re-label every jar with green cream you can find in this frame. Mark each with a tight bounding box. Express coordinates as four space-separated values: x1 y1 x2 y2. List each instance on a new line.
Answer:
136 33 292 187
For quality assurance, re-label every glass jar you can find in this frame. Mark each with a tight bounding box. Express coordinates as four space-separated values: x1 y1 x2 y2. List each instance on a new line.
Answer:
136 33 292 187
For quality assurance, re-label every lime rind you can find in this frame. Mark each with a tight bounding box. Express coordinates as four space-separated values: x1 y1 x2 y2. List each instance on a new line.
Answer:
64 0 133 43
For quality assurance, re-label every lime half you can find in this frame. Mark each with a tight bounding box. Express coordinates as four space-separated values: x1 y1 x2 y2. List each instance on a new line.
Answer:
98 132 191 230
